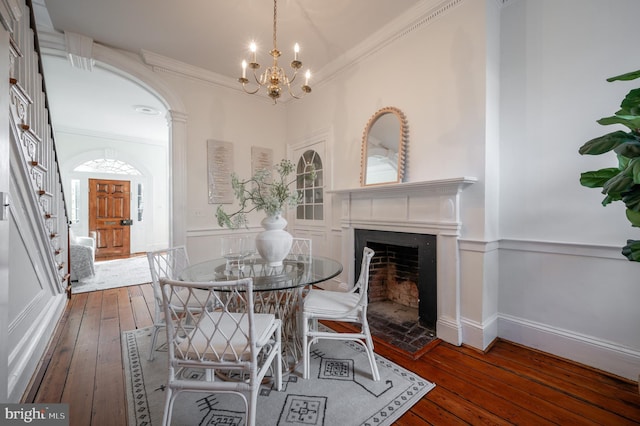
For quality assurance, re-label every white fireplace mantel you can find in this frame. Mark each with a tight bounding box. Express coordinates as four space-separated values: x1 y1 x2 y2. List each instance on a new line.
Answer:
329 177 477 346
328 177 477 198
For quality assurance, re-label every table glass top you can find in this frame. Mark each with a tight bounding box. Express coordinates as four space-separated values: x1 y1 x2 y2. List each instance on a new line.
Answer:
179 256 343 291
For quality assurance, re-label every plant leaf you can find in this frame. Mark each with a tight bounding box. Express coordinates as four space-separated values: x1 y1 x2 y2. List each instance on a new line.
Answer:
618 88 640 115
622 239 640 261
579 131 634 155
614 140 640 158
602 173 634 196
623 190 640 212
597 115 640 130
580 168 620 188
607 70 640 82
625 158 640 184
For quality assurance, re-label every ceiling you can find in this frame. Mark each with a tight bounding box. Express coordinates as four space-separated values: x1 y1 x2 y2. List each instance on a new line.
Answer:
34 0 425 142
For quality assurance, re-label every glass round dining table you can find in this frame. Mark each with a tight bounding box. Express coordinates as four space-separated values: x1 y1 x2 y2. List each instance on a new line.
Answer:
179 255 343 371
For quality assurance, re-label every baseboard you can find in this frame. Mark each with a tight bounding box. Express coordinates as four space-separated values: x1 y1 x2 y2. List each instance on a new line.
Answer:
498 314 640 381
461 314 498 351
436 316 462 346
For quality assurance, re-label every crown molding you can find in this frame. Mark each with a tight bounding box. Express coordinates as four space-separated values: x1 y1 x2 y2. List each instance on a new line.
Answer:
141 49 238 88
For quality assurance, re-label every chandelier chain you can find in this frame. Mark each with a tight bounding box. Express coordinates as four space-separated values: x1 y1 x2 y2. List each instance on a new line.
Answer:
273 0 278 51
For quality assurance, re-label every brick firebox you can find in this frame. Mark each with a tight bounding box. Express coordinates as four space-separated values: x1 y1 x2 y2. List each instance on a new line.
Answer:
355 229 437 329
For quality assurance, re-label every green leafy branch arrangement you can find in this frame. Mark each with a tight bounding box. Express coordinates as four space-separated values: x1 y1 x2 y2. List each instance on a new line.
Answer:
216 159 314 229
579 69 640 261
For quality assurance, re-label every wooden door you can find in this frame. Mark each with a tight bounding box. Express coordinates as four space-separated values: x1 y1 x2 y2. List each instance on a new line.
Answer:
89 178 131 260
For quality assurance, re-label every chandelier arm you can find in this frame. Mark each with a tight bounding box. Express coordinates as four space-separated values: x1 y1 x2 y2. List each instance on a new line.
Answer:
252 68 264 86
287 83 308 100
241 83 260 95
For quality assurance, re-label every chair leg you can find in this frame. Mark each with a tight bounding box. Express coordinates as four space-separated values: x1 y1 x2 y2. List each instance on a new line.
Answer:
302 313 310 379
148 325 161 361
247 387 258 426
362 319 380 381
275 333 283 391
162 385 174 426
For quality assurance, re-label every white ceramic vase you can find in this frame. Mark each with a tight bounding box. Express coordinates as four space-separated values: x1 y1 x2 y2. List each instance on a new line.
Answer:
255 213 293 267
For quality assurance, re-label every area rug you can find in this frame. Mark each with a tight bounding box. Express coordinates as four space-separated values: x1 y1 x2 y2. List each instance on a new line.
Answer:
123 326 435 426
73 255 151 294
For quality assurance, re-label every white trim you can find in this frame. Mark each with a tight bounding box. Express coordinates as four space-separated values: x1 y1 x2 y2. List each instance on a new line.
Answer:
500 238 627 260
498 313 640 381
8 293 66 401
461 314 499 350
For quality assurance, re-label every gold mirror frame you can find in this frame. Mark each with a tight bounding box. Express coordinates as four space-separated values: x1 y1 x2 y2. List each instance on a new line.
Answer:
360 106 408 186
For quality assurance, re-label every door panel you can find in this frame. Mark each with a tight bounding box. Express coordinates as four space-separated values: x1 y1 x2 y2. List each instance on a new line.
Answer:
89 178 131 259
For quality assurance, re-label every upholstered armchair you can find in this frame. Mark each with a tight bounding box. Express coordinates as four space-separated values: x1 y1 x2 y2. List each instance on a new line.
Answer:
70 231 96 281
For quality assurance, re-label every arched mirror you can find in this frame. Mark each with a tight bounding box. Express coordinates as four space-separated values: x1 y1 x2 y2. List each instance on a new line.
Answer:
360 107 408 186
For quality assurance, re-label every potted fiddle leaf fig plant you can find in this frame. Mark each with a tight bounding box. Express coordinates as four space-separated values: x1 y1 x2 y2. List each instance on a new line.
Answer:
216 158 315 267
579 69 640 261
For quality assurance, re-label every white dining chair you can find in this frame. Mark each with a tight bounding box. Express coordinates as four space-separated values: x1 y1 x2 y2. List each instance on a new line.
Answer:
159 276 282 426
146 246 194 361
287 237 312 263
301 246 380 381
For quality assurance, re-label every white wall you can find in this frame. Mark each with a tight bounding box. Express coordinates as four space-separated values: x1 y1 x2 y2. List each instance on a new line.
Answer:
498 0 640 379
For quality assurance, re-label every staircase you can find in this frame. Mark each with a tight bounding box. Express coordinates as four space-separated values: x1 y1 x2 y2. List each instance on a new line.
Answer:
9 0 69 294
3 0 70 401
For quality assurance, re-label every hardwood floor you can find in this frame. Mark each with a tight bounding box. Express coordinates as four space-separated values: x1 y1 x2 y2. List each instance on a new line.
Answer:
23 284 640 426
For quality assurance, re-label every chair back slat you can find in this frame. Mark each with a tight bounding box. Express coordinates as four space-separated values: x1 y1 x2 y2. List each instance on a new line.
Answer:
147 246 190 306
160 277 262 367
288 237 312 263
354 246 375 305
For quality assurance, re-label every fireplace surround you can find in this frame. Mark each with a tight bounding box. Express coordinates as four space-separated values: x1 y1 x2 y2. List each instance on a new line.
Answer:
330 177 476 345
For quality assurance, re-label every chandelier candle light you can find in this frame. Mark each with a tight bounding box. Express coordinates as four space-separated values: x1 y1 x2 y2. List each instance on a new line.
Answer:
238 0 311 103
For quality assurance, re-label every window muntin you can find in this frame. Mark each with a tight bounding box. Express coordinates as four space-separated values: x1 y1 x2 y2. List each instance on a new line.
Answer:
296 150 323 220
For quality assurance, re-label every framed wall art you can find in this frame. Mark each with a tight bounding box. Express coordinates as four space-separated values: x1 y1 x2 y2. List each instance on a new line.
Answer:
207 140 234 204
251 146 273 176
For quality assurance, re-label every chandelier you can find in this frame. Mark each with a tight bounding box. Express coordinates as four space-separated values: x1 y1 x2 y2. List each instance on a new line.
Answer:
238 0 311 103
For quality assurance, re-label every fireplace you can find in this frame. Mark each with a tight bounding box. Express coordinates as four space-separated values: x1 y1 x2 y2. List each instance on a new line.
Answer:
354 229 436 329
330 177 476 346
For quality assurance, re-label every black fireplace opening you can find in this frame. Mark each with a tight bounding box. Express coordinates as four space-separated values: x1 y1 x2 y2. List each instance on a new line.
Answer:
355 229 437 353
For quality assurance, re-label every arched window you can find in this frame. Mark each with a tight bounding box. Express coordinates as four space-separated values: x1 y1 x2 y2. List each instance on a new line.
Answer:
296 150 323 220
74 158 141 175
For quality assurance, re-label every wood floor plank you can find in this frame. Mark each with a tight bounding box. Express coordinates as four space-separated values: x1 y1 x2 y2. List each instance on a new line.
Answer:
497 339 638 393
117 287 136 332
402 397 469 425
91 290 127 426
478 343 640 424
61 291 103 426
128 285 153 328
489 342 640 415
417 353 551 425
392 408 432 425
430 345 602 425
33 293 88 403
